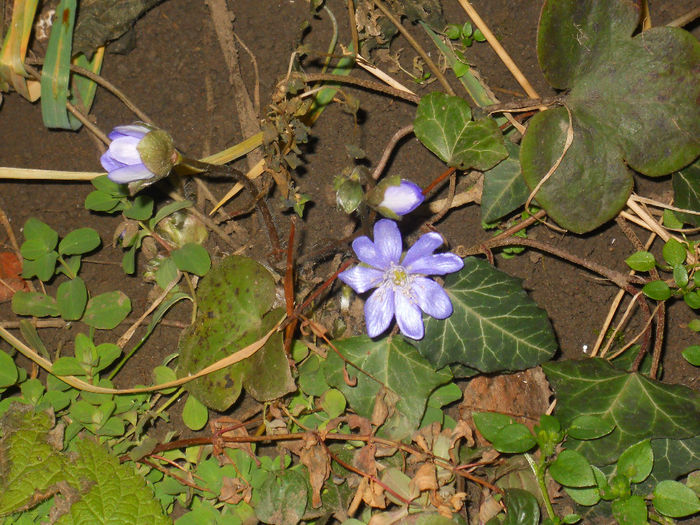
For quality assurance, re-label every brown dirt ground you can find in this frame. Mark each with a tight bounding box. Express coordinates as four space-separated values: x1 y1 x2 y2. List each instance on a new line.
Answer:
0 0 698 447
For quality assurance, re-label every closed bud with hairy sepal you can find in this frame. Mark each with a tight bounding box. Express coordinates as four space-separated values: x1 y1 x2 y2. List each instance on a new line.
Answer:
367 175 424 219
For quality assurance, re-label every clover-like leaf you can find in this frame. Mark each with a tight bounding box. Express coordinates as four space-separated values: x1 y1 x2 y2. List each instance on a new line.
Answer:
415 257 557 375
323 335 451 440
543 359 700 465
414 92 507 171
520 0 700 233
177 255 292 411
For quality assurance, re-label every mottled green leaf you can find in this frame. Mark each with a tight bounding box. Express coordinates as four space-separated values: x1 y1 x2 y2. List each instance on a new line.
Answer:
416 257 556 375
414 92 507 171
543 359 700 465
56 277 88 321
255 469 307 525
83 291 131 329
324 336 451 440
12 291 60 318
521 0 700 233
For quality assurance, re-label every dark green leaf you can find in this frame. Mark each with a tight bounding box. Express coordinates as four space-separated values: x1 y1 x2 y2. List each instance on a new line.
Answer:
58 228 101 255
550 449 595 487
543 359 700 465
150 200 192 226
83 291 131 329
653 480 700 518
84 190 122 212
90 174 129 196
642 281 672 301
662 238 687 267
56 277 88 321
324 336 451 440
673 160 700 226
617 440 653 483
12 291 60 317
501 488 540 525
481 140 528 223
123 195 154 220
416 257 557 374
0 351 18 388
414 92 507 171
492 423 536 454
567 415 615 440
170 243 211 276
473 412 513 443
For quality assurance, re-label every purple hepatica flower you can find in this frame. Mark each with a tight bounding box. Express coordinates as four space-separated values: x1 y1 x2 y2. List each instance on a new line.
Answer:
339 219 463 340
100 124 156 184
378 179 424 216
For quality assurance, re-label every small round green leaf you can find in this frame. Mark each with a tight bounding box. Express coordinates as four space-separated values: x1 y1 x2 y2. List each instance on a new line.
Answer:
52 356 87 376
549 449 595 487
624 251 656 272
22 218 58 256
662 238 687 267
567 415 615 440
84 190 122 212
617 439 653 483
653 480 700 518
182 394 208 431
684 291 700 309
682 345 700 366
123 195 154 221
56 277 88 321
152 365 177 394
673 264 689 288
565 485 600 507
0 351 18 388
492 423 537 453
642 280 672 301
83 291 131 329
320 388 346 419
170 243 211 276
688 319 700 332
473 411 513 443
58 228 101 255
95 343 122 372
12 291 60 317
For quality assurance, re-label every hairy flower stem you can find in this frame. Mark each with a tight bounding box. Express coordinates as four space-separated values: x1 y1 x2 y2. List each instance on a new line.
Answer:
181 157 281 257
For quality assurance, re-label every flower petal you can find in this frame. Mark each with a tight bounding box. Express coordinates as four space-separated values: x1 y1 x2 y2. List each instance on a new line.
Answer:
412 277 453 319
402 232 443 268
406 253 464 276
107 164 155 184
379 180 424 215
99 151 125 172
108 124 150 141
373 219 402 264
338 266 384 293
364 284 395 338
108 136 144 165
394 291 424 339
352 236 389 269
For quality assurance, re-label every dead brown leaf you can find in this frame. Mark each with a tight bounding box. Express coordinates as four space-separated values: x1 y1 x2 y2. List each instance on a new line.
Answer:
298 435 330 508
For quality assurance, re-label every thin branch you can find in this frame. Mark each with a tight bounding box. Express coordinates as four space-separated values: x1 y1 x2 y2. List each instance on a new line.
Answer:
287 72 420 103
371 124 414 180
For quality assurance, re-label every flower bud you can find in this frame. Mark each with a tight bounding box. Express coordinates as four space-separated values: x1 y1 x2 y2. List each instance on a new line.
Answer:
100 124 178 186
335 178 364 214
368 176 424 219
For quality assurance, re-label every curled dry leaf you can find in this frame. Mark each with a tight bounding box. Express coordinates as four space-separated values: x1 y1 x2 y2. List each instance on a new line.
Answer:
219 476 252 505
298 435 330 508
409 462 438 498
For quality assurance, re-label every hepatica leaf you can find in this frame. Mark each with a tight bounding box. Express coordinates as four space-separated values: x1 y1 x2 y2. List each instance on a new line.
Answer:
543 359 700 466
414 257 557 375
673 160 700 227
414 92 507 171
323 336 451 440
177 255 293 411
520 0 700 233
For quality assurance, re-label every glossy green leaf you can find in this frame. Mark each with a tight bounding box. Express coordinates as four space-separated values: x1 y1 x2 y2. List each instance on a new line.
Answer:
323 336 451 440
255 469 308 525
0 351 18 388
170 243 211 276
640 436 700 491
56 276 87 321
177 255 292 411
682 345 700 366
612 495 647 525
653 480 700 518
684 291 700 309
501 488 540 525
416 257 557 375
492 423 536 454
83 290 131 329
543 359 700 465
662 238 687 267
12 291 60 317
481 140 528 223
672 160 700 226
182 394 208 431
624 251 655 272
473 412 513 443
414 92 507 171
567 415 615 440
521 1 700 233
39 0 76 129
58 228 101 255
550 449 595 487
21 218 58 259
617 439 653 483
642 280 672 301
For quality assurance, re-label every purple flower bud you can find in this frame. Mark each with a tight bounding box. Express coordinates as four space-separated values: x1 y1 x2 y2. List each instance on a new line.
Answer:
100 123 177 185
379 179 424 216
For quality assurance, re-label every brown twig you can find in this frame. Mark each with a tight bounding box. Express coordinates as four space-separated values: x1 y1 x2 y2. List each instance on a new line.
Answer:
287 72 420 104
370 124 414 181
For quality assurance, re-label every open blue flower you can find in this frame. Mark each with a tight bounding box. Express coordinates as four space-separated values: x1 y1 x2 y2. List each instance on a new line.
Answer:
100 124 155 183
338 219 463 339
